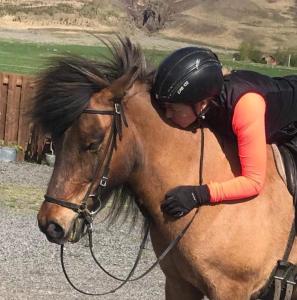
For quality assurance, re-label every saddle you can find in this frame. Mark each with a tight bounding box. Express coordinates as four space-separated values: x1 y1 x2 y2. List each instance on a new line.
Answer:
258 137 297 300
278 138 297 199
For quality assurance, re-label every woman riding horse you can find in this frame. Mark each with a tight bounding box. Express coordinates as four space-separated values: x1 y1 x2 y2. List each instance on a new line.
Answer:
151 47 297 218
34 38 297 299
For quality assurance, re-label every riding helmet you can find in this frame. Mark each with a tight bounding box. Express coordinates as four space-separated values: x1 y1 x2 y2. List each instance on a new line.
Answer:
152 47 224 104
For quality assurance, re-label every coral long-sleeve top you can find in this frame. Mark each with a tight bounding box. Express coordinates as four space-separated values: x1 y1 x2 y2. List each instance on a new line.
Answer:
208 92 267 202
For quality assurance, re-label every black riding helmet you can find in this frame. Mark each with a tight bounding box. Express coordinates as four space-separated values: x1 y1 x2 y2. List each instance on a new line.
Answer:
152 47 224 104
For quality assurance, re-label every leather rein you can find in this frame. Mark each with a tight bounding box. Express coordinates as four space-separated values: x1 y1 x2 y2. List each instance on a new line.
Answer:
43 99 205 296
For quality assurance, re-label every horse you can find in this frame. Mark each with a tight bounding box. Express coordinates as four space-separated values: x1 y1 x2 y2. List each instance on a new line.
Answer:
34 37 297 299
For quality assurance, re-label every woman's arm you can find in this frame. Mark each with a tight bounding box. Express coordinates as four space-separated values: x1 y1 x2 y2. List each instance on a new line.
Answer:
208 93 267 202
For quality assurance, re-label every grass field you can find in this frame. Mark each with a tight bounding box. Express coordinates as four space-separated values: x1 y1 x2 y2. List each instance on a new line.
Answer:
0 39 165 75
0 39 297 76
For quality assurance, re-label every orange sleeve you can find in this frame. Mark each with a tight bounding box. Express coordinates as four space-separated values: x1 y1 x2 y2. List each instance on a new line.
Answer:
208 93 267 203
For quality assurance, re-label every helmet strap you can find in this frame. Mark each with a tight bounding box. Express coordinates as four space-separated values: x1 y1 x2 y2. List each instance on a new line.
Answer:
181 103 209 132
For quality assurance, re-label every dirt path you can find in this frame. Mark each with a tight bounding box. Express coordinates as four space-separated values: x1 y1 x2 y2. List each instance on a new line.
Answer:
0 161 165 299
0 26 193 51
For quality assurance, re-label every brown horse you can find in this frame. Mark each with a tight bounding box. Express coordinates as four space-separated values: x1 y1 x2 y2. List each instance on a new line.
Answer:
34 37 297 299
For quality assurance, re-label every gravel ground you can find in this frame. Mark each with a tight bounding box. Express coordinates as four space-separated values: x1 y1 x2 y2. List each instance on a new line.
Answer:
0 161 165 300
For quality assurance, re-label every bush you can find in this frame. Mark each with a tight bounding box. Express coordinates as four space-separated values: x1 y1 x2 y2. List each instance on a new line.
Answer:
238 41 263 63
273 48 297 67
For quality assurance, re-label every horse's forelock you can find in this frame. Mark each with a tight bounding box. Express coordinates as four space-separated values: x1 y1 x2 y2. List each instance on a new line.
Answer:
32 57 108 136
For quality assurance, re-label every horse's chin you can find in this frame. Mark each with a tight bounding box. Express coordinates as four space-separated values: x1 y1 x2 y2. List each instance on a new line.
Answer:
67 217 87 243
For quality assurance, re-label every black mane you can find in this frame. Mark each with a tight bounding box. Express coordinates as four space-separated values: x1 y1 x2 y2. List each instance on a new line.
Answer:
32 37 153 136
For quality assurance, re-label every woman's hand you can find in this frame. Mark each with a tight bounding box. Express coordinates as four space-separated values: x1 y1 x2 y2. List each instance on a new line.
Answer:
161 185 211 218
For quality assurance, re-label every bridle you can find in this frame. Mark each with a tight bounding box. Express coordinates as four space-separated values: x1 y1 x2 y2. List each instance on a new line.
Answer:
44 100 127 225
43 98 205 296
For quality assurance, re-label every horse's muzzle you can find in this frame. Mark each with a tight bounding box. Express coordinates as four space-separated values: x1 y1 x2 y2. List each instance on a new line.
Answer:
38 215 87 244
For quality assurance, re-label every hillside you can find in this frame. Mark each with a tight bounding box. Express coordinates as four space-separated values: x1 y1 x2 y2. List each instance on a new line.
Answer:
0 0 296 52
162 0 297 51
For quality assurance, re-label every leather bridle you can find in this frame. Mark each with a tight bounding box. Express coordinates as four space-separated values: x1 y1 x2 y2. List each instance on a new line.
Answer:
43 98 205 296
44 101 128 225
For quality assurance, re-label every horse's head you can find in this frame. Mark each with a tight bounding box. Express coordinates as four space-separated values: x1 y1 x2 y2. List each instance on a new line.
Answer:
34 38 152 244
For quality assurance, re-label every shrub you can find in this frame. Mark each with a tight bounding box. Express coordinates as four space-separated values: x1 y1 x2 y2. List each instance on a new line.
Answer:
238 41 263 63
273 48 297 67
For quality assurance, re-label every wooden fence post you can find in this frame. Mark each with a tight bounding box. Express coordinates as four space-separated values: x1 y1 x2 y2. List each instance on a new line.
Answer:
17 76 35 161
0 72 8 141
0 72 43 162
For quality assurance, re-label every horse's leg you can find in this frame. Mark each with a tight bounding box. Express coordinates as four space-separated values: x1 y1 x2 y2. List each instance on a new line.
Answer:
165 277 205 300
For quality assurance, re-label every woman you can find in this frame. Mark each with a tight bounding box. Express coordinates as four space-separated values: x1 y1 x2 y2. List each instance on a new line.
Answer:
151 46 297 218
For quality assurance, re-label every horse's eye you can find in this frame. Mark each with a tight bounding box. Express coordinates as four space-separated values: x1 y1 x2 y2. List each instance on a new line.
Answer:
86 142 100 153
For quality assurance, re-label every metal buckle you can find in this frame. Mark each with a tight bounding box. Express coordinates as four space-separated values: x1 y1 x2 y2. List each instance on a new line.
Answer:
77 204 93 225
92 196 102 213
100 176 108 187
114 103 121 114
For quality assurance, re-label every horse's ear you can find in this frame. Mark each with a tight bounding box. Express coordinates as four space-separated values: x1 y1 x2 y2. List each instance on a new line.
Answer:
109 66 139 99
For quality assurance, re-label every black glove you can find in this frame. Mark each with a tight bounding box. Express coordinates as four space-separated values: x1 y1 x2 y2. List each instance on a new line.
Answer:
161 185 210 218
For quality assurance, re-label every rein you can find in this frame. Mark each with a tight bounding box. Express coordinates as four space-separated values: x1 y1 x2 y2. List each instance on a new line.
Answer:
44 100 205 296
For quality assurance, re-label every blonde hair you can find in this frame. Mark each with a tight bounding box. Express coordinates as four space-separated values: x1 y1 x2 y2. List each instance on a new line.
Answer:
222 66 232 76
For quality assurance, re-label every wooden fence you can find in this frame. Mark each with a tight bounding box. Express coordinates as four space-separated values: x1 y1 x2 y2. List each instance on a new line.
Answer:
0 72 46 161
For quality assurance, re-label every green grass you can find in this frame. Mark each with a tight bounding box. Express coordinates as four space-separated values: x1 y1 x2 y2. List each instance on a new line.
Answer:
0 39 112 74
0 183 43 211
0 39 297 77
220 58 297 76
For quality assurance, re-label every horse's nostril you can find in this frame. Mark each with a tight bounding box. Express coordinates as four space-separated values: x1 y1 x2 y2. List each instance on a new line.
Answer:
46 222 65 240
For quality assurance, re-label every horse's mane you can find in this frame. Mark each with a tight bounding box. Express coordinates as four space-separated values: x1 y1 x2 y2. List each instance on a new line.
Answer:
32 37 154 228
32 36 153 137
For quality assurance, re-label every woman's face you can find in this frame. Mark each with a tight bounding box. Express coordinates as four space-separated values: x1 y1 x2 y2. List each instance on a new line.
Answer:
164 101 208 128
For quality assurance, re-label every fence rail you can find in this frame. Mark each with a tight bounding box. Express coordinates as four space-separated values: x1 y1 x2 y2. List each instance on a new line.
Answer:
0 72 45 161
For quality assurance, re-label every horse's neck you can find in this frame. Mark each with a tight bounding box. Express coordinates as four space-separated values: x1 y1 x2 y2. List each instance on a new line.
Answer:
126 90 239 216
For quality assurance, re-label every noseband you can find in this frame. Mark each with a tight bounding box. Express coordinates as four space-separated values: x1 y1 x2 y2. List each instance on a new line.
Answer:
44 101 128 226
